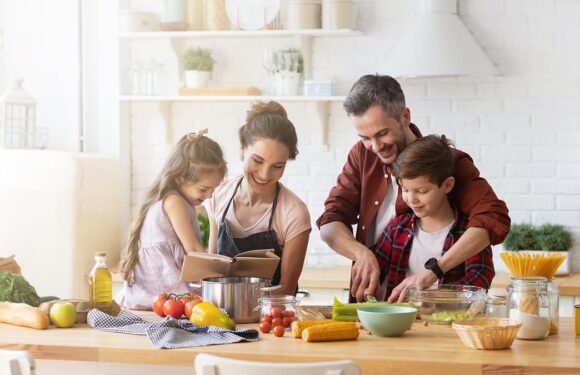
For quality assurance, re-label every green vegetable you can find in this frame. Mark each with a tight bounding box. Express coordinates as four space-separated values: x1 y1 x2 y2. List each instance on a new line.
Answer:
429 311 471 323
332 296 412 321
0 271 41 307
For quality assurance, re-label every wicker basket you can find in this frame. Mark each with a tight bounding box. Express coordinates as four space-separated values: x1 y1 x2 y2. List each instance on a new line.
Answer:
452 318 522 350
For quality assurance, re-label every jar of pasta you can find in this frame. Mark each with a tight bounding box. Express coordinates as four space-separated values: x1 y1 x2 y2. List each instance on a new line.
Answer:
507 276 550 340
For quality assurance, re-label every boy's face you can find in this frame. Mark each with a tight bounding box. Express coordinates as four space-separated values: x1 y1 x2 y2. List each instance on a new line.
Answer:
400 175 455 219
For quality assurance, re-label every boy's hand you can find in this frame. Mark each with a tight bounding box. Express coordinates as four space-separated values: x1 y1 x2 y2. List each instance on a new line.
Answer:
351 247 380 302
387 269 438 303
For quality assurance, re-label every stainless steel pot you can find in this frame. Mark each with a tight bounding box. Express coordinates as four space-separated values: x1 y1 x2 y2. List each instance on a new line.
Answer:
198 277 280 323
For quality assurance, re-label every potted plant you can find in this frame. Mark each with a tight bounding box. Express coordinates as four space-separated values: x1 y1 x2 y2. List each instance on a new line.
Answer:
182 47 215 88
272 48 303 95
503 223 573 275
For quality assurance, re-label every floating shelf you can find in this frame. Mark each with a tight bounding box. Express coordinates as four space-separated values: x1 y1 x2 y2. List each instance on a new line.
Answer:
119 95 346 102
119 29 362 39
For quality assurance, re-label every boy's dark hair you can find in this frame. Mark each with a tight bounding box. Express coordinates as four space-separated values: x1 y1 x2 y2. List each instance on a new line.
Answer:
343 74 406 118
393 134 455 187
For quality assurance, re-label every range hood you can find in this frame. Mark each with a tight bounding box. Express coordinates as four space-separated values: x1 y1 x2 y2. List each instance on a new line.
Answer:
382 0 499 78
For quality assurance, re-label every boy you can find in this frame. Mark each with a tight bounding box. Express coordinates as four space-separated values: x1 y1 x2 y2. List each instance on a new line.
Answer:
373 135 495 302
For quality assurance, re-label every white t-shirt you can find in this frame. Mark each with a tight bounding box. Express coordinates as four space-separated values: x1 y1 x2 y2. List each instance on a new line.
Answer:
204 176 311 248
372 173 399 246
406 221 454 277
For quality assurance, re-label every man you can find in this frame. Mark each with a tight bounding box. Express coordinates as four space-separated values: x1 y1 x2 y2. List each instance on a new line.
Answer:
317 74 510 302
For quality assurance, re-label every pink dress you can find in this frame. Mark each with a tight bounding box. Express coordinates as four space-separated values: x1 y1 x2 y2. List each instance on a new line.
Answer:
115 196 200 310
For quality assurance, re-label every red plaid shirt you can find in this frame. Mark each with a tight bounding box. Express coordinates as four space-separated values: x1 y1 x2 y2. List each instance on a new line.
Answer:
373 207 495 301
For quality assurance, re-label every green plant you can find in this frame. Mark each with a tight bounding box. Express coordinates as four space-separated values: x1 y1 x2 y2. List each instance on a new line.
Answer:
197 212 210 249
277 48 303 73
182 47 215 71
537 224 572 251
503 223 572 251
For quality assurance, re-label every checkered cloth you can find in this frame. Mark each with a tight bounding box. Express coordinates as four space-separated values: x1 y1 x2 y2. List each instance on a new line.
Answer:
87 309 260 349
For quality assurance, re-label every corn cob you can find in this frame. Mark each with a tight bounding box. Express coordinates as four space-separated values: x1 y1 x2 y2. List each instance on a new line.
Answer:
302 322 360 342
291 319 340 338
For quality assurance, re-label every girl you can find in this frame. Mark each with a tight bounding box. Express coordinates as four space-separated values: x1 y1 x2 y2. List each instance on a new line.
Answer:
116 130 227 309
205 101 311 296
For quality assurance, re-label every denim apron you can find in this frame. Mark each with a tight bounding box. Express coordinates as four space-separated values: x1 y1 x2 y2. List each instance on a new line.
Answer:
217 178 283 286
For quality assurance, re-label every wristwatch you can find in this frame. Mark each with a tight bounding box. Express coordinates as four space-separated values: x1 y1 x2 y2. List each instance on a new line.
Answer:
424 258 445 279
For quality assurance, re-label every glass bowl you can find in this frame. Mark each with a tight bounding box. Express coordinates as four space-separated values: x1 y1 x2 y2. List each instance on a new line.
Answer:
407 285 486 324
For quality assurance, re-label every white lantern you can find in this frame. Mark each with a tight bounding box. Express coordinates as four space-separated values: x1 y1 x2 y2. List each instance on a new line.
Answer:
0 79 37 149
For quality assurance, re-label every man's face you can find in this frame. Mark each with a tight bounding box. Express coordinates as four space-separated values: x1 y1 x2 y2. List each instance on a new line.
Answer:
351 104 411 165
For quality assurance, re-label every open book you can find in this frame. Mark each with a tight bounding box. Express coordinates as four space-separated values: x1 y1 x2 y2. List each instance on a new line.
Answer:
180 249 280 282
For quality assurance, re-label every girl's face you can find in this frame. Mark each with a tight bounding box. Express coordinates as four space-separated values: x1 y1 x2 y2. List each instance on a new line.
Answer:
176 171 223 206
242 138 290 194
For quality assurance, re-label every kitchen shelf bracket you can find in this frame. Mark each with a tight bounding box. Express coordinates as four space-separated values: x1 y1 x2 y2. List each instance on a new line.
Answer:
314 101 330 151
158 101 173 144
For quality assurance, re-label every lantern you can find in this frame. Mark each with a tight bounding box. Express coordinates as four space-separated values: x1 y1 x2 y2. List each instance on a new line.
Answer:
0 79 37 149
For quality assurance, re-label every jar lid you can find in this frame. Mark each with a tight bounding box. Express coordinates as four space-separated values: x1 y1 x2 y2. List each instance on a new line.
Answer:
487 288 507 301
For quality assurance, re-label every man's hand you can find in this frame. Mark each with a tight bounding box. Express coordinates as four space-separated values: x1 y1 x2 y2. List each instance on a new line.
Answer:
387 269 437 303
351 246 380 302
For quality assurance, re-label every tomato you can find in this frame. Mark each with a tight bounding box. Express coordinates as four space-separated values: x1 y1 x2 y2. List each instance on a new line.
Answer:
261 314 272 323
184 299 202 319
282 310 295 318
271 317 283 327
270 307 283 319
272 325 285 337
152 293 169 317
259 321 272 333
163 298 185 319
282 317 293 327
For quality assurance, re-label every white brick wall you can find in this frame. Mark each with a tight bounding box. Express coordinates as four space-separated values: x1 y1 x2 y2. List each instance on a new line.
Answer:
128 0 580 270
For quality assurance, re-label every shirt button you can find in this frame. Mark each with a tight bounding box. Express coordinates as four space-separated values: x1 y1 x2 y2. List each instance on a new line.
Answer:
362 226 366 230
374 201 379 205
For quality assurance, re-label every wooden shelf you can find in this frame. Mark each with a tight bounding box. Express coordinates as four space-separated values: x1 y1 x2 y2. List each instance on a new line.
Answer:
119 29 362 40
119 95 345 102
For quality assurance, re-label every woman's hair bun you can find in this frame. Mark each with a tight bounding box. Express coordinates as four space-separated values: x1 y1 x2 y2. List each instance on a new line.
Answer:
246 101 288 122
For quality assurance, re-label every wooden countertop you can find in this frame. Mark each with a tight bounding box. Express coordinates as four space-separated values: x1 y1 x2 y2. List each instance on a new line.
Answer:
299 266 350 289
491 273 580 296
1 312 579 374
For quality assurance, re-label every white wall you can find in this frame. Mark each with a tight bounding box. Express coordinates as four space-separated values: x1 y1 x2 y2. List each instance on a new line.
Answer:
122 0 580 271
2 0 81 152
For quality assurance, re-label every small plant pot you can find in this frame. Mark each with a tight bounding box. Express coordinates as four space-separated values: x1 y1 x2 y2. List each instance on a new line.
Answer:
185 70 211 88
274 71 301 95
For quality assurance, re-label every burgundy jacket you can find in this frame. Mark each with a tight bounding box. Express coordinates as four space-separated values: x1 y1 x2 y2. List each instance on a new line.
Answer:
316 124 511 247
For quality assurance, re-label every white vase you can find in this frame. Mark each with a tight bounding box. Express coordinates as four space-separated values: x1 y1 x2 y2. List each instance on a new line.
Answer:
273 71 300 95
185 70 211 88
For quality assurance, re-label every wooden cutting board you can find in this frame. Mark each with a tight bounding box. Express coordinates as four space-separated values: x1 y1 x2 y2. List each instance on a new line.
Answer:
179 86 261 96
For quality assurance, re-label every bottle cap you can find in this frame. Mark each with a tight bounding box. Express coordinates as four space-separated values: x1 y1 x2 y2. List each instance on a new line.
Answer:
95 252 106 257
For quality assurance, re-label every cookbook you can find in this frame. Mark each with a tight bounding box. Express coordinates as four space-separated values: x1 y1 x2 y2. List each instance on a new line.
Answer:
180 249 280 282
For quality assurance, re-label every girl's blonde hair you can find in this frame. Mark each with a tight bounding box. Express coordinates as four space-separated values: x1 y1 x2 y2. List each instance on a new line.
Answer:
119 130 227 282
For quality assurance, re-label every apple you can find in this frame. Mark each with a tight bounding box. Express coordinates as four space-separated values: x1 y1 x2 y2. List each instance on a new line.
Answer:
49 302 77 328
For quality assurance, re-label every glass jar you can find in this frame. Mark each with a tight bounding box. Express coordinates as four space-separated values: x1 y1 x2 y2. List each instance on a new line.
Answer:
507 276 550 340
204 0 229 30
258 295 299 330
548 278 559 335
485 288 508 318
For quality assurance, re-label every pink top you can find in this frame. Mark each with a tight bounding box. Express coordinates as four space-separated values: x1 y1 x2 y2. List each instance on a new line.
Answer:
205 176 311 248
115 195 200 310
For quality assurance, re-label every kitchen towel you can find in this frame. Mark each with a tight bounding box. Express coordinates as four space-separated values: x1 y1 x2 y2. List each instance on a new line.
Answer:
87 309 260 349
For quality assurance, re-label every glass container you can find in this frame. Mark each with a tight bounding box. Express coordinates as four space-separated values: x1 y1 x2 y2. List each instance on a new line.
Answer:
485 288 508 318
548 278 559 335
507 276 550 340
258 295 299 330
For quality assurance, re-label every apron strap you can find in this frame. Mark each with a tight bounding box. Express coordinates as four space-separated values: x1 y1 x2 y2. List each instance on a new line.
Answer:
221 177 244 221
267 183 281 231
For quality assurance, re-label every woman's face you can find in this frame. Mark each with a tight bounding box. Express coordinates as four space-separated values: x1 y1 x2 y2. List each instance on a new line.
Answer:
242 138 290 193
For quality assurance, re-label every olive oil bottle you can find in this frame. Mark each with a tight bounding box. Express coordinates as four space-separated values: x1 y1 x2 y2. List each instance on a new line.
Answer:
88 252 113 314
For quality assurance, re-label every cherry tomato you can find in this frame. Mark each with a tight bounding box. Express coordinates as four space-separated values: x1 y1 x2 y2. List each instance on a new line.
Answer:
261 314 272 323
178 295 192 306
282 317 293 327
152 293 169 317
273 325 285 337
282 310 295 318
271 307 283 319
184 299 202 319
259 321 272 333
163 298 185 319
271 317 283 327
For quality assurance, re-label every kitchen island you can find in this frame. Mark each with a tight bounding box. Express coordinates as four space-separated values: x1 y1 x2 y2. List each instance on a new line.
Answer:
0 312 579 374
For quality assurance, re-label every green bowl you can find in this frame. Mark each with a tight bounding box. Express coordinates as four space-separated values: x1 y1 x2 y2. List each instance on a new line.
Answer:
357 306 418 337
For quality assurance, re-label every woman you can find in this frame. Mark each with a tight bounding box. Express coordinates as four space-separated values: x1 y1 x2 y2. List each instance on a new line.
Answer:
205 101 311 295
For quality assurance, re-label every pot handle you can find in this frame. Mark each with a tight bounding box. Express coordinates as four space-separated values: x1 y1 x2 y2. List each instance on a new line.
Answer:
260 285 282 294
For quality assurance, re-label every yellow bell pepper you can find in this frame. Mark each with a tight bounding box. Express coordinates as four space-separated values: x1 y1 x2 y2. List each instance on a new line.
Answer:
189 301 236 330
